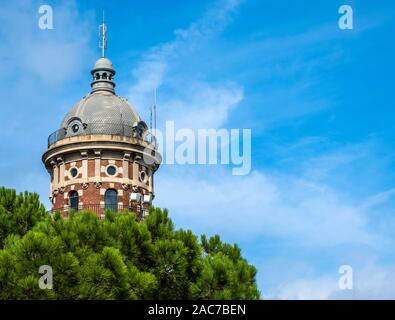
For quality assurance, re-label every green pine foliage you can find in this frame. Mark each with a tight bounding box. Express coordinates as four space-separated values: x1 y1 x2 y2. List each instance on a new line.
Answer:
0 187 260 300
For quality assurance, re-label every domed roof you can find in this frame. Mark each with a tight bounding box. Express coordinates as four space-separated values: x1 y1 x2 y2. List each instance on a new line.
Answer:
60 90 140 129
92 57 115 72
55 57 147 140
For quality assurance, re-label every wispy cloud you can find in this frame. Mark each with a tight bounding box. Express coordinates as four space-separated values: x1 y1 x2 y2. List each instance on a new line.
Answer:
128 0 243 129
361 188 395 210
0 0 94 207
124 0 395 299
265 262 395 300
0 0 93 85
156 164 378 247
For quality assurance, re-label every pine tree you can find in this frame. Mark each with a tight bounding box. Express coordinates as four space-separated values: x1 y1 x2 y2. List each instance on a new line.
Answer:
0 187 260 299
0 187 46 247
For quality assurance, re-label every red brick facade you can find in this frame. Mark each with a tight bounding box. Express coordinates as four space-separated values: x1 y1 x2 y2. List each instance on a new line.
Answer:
50 155 152 218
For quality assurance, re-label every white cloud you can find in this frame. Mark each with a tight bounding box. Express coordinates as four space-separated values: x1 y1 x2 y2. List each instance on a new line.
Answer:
265 276 338 300
361 188 395 210
128 0 243 129
0 0 94 204
265 262 395 300
0 0 93 85
162 82 243 129
155 165 378 247
124 0 395 299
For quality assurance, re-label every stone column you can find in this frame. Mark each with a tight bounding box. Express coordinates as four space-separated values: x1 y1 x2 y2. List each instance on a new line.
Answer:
94 150 101 185
148 168 153 193
51 158 58 191
57 156 64 188
123 152 131 185
81 151 88 182
132 156 139 182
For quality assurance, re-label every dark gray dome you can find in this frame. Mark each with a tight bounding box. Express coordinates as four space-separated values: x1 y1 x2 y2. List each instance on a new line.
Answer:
47 45 152 147
57 57 146 139
60 91 140 129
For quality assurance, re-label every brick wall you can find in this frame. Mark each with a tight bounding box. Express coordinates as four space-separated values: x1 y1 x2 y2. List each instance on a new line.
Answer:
51 156 148 212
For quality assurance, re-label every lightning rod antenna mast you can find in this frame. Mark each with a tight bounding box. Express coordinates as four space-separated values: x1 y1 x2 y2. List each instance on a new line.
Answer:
99 11 107 58
154 88 157 133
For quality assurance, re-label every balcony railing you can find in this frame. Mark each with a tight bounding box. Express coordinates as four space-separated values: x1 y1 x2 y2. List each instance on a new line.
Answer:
47 122 157 148
51 204 144 220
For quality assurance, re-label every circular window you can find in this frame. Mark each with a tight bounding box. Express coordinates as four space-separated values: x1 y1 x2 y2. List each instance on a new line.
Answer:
72 123 80 133
106 165 117 176
139 171 147 183
70 167 78 178
67 118 84 136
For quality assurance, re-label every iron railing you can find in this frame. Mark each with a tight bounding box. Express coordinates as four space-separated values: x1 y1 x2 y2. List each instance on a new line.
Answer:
47 122 157 148
51 204 143 220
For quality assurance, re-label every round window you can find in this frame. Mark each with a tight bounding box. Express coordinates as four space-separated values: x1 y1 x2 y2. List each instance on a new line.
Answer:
139 171 147 183
67 118 83 136
106 165 117 176
72 123 80 133
70 167 78 178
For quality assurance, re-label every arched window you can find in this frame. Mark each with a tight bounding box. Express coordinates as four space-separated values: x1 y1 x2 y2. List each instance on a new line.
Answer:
105 189 118 212
69 191 79 212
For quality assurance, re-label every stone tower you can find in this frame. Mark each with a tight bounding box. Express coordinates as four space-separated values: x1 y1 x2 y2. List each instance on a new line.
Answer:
42 52 161 219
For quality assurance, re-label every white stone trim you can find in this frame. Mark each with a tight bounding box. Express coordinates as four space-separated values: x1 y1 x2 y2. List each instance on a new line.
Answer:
104 163 119 177
94 150 101 181
132 161 138 181
81 151 88 181
68 166 80 180
59 162 65 186
53 165 59 189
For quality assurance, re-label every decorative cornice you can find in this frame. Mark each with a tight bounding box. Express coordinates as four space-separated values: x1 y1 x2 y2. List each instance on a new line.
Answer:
80 150 88 159
56 156 64 165
50 158 57 167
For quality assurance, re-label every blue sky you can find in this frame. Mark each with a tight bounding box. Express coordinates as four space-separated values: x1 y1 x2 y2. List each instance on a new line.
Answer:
1 0 395 298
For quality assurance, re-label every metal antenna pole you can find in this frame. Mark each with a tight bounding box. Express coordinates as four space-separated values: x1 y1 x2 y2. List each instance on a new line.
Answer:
150 96 153 142
153 88 157 133
99 11 107 58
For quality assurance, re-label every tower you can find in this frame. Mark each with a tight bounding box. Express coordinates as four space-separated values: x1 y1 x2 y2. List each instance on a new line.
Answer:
42 19 161 219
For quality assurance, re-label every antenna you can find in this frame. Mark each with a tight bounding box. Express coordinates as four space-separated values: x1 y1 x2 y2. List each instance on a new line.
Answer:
153 88 157 133
150 96 153 141
150 88 157 146
99 11 107 57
